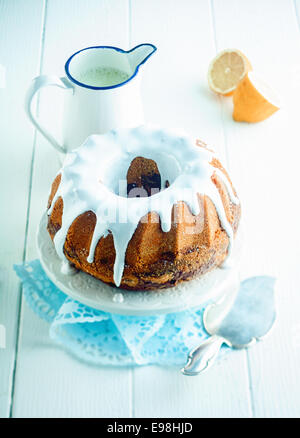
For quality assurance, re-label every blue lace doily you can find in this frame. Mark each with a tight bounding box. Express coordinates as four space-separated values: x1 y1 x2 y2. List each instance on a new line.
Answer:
14 260 212 366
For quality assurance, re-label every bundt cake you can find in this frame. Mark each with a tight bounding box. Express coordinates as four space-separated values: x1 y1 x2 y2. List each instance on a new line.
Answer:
47 126 241 291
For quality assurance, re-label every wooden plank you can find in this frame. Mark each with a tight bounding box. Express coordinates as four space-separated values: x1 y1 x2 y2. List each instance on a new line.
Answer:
296 0 300 27
130 0 252 418
0 0 45 418
213 0 300 417
130 0 228 162
12 310 132 418
11 0 132 418
134 358 252 418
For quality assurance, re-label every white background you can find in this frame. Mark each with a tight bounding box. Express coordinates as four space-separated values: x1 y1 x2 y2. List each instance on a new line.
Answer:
1 0 300 418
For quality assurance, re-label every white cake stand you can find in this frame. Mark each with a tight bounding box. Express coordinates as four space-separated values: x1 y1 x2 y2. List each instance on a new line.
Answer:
37 212 242 316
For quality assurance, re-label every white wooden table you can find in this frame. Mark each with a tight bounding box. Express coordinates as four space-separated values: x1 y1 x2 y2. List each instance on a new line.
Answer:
1 0 300 418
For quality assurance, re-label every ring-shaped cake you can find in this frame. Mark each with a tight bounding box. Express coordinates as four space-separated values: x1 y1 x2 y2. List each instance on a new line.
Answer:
47 126 241 290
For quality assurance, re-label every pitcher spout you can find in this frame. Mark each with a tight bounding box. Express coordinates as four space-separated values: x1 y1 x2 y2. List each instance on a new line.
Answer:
127 43 157 72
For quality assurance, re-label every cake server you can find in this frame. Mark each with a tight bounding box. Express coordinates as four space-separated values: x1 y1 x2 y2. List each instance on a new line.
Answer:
181 276 276 376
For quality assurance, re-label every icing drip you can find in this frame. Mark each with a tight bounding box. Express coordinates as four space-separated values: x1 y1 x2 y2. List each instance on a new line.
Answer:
113 293 124 303
61 259 78 275
48 126 239 288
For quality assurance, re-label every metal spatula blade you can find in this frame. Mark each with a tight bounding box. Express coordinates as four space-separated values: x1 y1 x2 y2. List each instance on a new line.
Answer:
181 276 276 376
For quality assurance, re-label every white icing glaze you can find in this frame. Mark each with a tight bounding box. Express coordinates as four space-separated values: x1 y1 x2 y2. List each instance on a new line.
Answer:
48 125 239 287
61 259 78 275
113 293 124 303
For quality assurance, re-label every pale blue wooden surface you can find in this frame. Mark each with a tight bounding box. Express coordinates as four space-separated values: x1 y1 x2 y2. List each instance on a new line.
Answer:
1 0 300 418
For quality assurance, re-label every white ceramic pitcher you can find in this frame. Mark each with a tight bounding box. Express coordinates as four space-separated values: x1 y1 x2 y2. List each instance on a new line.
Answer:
25 43 156 155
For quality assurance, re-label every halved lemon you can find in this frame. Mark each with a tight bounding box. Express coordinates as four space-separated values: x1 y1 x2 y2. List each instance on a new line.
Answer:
208 49 252 96
233 72 280 122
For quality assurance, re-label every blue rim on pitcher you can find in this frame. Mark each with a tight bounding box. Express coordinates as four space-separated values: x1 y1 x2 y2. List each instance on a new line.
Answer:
64 43 157 90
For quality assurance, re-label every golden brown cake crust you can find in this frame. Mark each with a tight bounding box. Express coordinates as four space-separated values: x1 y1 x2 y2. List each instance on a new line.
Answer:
47 143 241 291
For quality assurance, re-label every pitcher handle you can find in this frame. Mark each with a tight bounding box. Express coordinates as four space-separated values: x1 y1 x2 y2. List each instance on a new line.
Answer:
25 75 74 154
